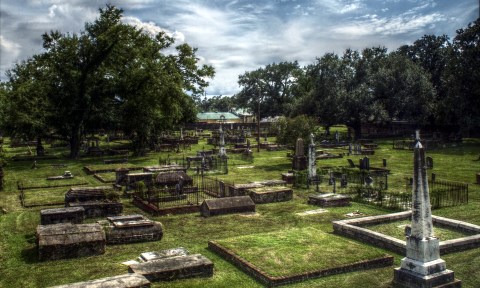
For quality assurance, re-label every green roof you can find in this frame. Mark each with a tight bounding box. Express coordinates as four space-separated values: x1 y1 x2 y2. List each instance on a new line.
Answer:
196 112 240 120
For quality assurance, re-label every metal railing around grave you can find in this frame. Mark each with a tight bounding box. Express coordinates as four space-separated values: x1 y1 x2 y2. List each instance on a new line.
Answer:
405 178 468 209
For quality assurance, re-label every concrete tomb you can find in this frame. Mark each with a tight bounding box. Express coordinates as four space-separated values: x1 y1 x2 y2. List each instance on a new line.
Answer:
104 214 163 244
36 223 106 261
68 201 123 218
64 186 112 204
200 196 255 217
40 207 85 225
393 133 461 288
247 186 293 204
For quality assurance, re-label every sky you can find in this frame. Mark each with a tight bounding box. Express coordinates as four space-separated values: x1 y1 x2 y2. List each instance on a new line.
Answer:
1 0 478 95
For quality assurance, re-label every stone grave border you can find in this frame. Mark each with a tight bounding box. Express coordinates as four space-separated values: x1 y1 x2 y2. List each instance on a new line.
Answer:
208 240 393 287
93 173 115 183
333 211 480 255
83 165 143 175
19 182 89 208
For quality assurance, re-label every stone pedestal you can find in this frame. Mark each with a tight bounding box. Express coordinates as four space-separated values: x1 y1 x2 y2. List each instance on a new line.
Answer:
292 156 307 170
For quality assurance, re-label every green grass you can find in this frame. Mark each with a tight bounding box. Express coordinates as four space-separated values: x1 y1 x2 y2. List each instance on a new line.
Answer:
213 227 389 277
365 220 476 241
0 135 480 287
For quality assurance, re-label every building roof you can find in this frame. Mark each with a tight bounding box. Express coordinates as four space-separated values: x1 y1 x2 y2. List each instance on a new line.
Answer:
196 112 240 121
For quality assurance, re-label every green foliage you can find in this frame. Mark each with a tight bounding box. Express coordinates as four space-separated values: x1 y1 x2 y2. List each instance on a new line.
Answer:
2 5 214 158
272 115 317 148
234 61 303 118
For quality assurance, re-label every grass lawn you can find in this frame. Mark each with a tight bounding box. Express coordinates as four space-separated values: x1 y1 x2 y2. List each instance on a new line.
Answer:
0 134 480 287
213 227 389 277
365 220 476 241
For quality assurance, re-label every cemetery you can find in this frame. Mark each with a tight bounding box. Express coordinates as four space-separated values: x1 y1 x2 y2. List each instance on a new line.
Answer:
0 127 479 288
0 5 479 287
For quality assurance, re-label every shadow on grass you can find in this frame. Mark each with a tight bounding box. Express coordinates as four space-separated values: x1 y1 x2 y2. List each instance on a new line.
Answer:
21 246 39 264
254 163 291 172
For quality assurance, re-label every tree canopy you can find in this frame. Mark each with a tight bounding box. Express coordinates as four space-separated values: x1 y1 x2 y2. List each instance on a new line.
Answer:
0 5 214 157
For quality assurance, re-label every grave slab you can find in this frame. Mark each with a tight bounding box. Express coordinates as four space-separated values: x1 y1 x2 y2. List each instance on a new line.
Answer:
68 200 123 218
48 273 150 288
128 254 214 282
308 193 351 207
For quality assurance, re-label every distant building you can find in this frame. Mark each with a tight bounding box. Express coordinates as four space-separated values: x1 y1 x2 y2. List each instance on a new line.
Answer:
196 112 241 124
231 109 255 123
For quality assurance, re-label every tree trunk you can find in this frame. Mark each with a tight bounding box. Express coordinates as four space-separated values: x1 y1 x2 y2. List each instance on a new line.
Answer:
352 121 362 140
69 128 82 159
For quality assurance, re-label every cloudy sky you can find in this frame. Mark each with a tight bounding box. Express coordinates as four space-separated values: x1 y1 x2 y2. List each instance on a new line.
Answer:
1 0 478 95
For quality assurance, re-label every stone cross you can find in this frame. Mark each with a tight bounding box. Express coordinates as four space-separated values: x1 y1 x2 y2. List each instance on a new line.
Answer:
308 134 316 180
393 132 460 287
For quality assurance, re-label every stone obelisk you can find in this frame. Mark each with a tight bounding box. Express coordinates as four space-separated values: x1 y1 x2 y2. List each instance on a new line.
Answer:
393 131 461 288
219 122 226 157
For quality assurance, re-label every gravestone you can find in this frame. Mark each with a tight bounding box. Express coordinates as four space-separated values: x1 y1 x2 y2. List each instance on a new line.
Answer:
200 196 255 217
115 167 130 185
426 156 433 169
393 133 461 288
292 138 307 170
64 186 111 204
363 156 370 170
36 223 106 261
348 143 353 155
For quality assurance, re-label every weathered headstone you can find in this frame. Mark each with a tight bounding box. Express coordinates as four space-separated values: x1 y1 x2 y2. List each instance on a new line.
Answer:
363 156 370 170
292 138 307 170
393 133 461 287
219 124 226 157
426 156 433 169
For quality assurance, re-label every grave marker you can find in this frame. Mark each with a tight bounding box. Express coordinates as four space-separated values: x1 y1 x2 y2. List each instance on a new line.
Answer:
393 133 461 287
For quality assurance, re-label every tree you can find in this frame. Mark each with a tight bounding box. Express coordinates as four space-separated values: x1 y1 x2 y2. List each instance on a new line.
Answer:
272 115 317 148
113 29 214 155
292 53 347 134
235 61 302 118
3 5 214 157
444 18 480 134
1 56 51 154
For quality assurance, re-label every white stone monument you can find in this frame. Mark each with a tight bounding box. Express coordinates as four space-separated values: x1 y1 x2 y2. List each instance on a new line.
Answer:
308 133 317 180
219 123 226 157
393 131 461 288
